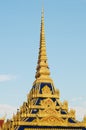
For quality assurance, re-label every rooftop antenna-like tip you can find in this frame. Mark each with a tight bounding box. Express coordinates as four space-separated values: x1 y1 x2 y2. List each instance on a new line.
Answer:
42 0 44 13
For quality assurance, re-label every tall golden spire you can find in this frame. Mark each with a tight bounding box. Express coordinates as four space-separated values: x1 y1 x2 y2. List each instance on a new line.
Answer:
34 8 53 84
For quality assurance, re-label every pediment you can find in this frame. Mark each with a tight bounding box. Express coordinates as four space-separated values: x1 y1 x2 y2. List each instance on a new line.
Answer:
40 98 55 108
42 85 52 94
39 116 66 126
39 108 60 116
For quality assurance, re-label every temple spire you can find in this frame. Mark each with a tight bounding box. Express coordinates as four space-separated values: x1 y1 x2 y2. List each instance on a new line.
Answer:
34 8 53 84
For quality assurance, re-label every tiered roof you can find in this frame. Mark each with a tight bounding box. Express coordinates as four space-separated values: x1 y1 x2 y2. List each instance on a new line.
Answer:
2 8 86 130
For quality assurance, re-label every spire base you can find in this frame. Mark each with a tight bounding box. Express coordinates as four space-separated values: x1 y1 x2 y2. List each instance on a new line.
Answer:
33 77 53 85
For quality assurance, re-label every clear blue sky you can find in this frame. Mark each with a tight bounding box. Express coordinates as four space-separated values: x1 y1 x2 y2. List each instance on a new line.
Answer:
0 0 86 121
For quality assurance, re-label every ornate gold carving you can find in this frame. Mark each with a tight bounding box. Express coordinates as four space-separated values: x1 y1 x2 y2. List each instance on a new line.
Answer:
38 108 60 118
55 89 60 98
62 101 68 111
40 98 55 108
42 85 51 94
2 8 86 130
44 108 58 115
69 109 75 119
39 116 66 126
34 8 53 84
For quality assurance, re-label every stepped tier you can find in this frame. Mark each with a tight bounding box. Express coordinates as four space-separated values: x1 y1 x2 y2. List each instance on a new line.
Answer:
2 8 86 130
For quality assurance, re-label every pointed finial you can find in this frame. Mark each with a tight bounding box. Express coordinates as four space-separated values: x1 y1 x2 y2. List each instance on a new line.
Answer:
33 8 53 84
42 0 44 10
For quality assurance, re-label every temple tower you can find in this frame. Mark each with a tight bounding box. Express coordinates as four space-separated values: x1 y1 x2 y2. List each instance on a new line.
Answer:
2 8 86 130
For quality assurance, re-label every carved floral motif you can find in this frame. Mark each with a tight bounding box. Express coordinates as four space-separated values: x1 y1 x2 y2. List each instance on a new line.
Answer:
40 116 65 125
40 98 55 108
42 85 51 94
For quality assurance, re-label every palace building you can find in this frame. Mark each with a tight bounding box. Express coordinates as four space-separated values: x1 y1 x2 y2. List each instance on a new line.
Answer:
2 9 86 130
